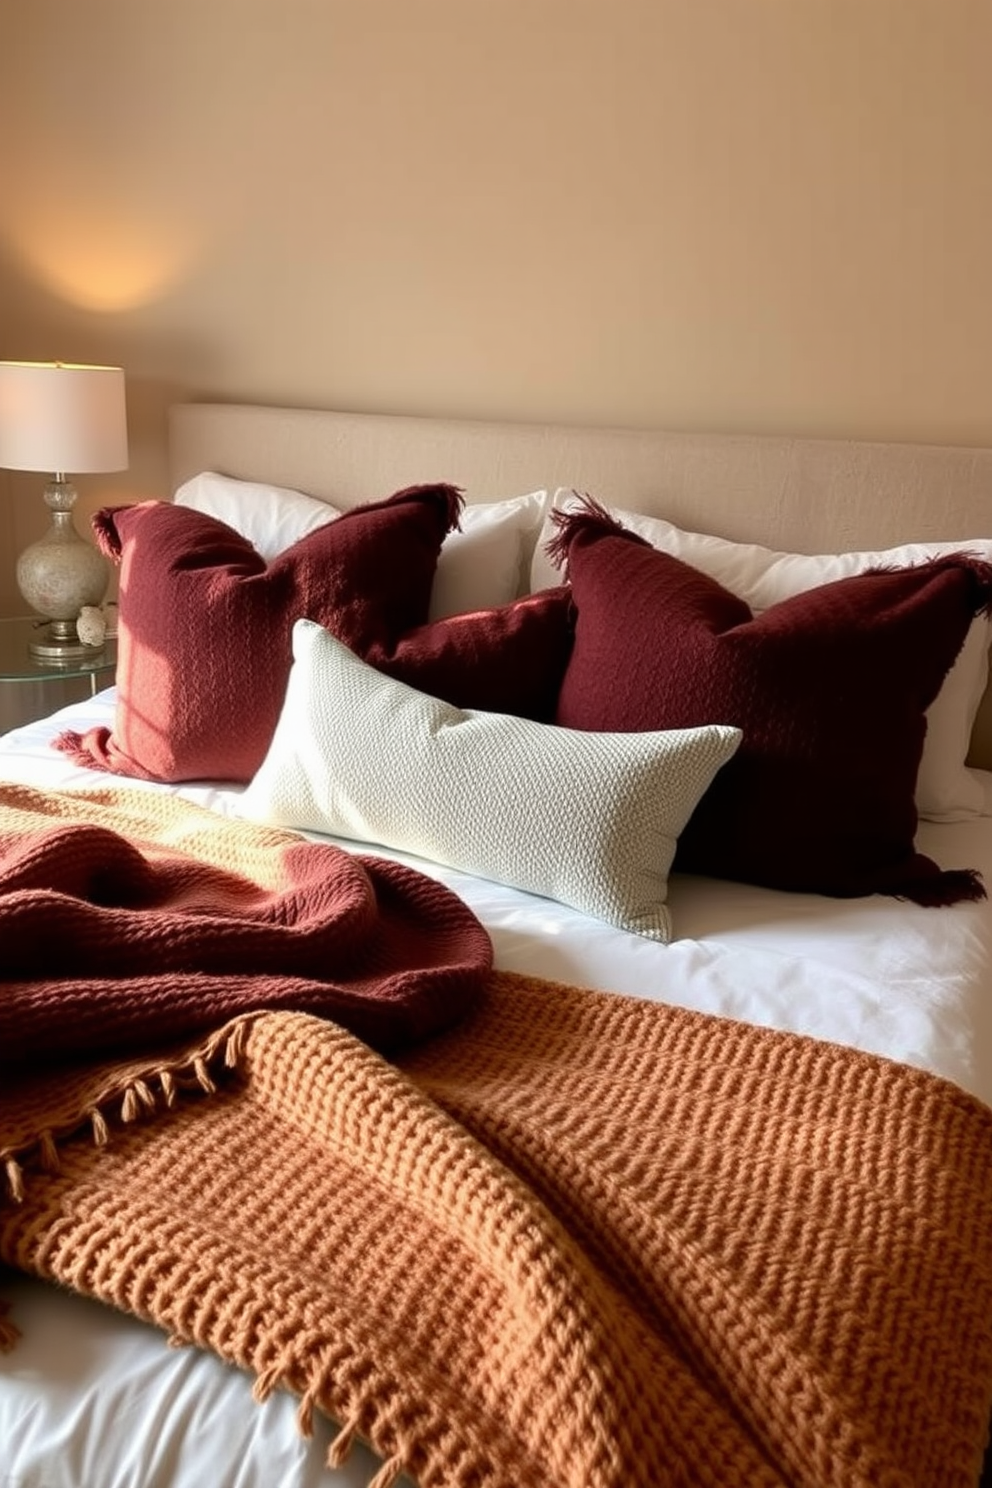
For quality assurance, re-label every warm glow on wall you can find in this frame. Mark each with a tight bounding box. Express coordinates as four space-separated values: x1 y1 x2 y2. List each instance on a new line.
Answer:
1 210 201 312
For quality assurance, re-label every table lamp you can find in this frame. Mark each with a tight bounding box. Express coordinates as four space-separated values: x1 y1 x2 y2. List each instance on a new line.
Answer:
0 361 128 658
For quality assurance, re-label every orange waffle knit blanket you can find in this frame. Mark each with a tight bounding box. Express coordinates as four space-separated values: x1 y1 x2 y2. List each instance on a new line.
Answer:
3 971 992 1486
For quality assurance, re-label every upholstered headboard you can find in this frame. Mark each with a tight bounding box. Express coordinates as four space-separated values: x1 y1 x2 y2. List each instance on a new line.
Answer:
167 402 992 764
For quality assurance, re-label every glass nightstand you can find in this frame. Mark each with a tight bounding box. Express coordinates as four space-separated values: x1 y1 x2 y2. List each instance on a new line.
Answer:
0 616 118 733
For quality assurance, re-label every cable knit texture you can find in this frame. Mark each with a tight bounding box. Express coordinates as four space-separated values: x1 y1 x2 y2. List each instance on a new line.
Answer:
0 784 492 1064
3 958 992 1483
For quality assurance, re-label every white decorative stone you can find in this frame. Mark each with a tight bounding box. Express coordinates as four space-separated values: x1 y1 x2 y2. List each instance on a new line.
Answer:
76 605 107 647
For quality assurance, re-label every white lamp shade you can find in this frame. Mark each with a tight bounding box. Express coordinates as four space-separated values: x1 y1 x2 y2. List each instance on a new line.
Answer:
0 362 128 475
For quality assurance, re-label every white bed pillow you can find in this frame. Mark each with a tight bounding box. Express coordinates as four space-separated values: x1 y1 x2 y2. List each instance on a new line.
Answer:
240 619 741 942
531 490 992 823
174 471 338 559
427 489 550 619
174 472 547 620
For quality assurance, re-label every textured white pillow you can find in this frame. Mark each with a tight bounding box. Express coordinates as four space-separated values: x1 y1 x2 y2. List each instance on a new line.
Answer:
174 472 547 620
240 620 741 942
532 490 992 823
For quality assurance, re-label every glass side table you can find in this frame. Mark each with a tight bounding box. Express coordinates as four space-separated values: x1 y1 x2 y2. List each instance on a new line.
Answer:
0 616 118 734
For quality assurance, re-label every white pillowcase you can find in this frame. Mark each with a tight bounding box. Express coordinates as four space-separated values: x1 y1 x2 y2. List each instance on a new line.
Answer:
531 490 992 823
240 619 741 942
426 489 550 619
174 471 337 558
174 471 548 620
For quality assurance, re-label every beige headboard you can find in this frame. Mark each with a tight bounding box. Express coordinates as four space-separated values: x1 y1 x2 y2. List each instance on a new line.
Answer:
168 401 992 764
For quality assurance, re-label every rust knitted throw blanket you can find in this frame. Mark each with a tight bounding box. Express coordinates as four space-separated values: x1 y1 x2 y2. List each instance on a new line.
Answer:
3 969 992 1486
0 784 492 1063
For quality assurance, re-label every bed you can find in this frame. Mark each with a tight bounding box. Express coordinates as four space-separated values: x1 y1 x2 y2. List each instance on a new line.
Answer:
3 402 992 1487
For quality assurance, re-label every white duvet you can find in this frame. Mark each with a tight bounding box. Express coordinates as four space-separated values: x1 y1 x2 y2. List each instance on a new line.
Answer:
3 689 992 1488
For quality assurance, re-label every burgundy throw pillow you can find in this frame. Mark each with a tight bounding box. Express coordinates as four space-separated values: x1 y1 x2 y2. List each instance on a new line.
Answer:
370 587 574 721
55 486 461 783
548 501 992 904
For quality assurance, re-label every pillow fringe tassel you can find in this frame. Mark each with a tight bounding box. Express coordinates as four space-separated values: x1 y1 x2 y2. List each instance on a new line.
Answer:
91 505 127 559
545 494 643 577
389 482 464 539
49 729 86 763
864 553 992 618
900 866 987 907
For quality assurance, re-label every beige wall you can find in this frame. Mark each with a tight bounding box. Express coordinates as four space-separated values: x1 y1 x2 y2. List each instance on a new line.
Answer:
1 0 990 612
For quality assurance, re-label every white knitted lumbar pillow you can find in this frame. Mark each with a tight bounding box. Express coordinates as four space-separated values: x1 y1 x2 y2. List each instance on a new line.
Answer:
240 619 741 941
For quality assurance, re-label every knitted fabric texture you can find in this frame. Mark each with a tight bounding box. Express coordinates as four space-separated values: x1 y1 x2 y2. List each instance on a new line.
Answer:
547 500 992 904
53 483 463 783
3 974 992 1487
0 784 492 1063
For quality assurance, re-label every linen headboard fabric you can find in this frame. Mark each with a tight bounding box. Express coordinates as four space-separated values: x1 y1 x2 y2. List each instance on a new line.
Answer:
168 401 992 766
169 403 992 549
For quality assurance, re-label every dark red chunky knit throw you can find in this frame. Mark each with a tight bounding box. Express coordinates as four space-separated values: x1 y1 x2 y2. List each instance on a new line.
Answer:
0 784 492 1066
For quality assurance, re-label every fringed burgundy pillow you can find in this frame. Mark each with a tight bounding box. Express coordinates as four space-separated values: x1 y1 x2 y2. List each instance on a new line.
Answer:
55 485 462 784
548 500 991 905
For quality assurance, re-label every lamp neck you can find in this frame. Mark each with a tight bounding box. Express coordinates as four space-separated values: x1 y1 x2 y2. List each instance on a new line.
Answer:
43 475 78 515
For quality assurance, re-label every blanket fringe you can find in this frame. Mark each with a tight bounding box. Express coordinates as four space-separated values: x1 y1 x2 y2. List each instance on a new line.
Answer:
367 1453 407 1488
251 1343 296 1405
325 1412 407 1488
89 1107 110 1146
3 1158 24 1204
193 1055 217 1094
225 1018 250 1067
296 1343 339 1438
0 1298 20 1353
121 1079 157 1123
326 1413 362 1468
296 1382 318 1439
1 1016 260 1211
37 1130 60 1174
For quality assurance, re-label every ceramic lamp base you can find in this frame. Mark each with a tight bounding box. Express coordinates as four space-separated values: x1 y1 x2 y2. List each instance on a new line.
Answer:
16 476 109 655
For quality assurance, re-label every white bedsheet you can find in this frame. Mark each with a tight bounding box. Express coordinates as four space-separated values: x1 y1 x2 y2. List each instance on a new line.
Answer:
3 689 992 1488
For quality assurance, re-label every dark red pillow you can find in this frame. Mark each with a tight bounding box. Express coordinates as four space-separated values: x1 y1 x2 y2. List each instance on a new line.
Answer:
370 586 574 722
548 502 992 904
55 486 461 783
